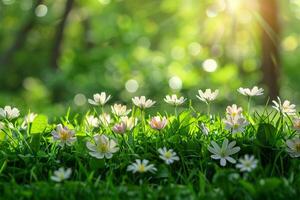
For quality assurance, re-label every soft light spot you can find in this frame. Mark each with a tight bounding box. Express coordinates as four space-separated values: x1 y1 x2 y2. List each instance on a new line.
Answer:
171 46 185 60
188 42 202 56
125 79 139 93
282 36 298 51
169 76 182 90
202 59 218 72
2 0 15 5
35 4 48 17
21 0 32 10
98 0 110 5
206 6 218 18
74 93 86 106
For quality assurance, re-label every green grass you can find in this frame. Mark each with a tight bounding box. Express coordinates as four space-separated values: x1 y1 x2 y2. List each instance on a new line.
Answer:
0 100 300 200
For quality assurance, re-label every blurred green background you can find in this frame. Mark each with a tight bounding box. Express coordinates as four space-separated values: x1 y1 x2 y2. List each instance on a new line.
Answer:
0 0 300 116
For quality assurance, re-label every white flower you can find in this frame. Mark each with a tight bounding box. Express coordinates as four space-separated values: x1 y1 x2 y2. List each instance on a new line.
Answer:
226 104 243 118
158 147 179 165
99 113 112 127
293 117 300 132
111 104 131 116
272 97 296 116
88 92 111 106
121 116 138 130
51 124 77 147
236 155 258 172
0 106 20 120
196 89 219 104
50 167 72 182
112 122 127 134
86 134 119 159
85 115 99 128
132 96 156 109
286 137 300 158
237 86 264 97
127 159 157 174
149 116 168 130
21 113 38 129
0 122 4 130
208 138 240 166
164 94 186 106
223 115 249 134
199 123 209 136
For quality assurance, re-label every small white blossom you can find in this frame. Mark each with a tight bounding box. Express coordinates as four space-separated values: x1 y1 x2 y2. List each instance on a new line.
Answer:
164 94 186 106
21 113 38 129
99 113 112 127
121 116 138 130
199 123 209 136
111 104 131 116
237 86 264 97
286 137 300 158
86 134 119 159
158 147 179 165
272 97 296 116
0 106 20 120
51 124 76 147
127 159 157 174
292 117 300 132
85 115 99 128
196 89 219 104
236 155 258 172
223 115 249 134
132 96 156 109
208 138 240 166
226 104 243 118
149 116 168 130
50 167 72 182
88 92 111 106
112 122 127 134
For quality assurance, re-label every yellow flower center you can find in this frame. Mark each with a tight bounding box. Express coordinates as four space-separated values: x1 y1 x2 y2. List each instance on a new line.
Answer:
295 143 300 152
59 130 70 141
164 151 172 159
138 164 146 173
98 143 109 153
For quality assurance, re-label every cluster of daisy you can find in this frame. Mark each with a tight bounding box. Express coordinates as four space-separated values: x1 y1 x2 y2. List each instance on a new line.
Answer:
1 85 300 182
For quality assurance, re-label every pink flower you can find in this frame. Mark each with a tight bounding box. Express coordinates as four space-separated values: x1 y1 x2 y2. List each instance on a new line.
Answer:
112 122 127 134
149 116 167 130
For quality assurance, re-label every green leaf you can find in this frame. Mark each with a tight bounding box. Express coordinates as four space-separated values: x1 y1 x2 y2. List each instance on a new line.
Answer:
30 115 48 135
256 123 276 146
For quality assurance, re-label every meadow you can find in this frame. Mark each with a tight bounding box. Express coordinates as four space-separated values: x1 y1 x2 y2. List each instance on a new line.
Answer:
1 87 300 200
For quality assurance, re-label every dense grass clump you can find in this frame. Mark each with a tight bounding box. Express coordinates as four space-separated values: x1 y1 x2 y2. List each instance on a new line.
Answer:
1 90 300 200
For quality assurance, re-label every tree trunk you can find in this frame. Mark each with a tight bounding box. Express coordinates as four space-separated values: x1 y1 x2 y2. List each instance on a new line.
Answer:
0 0 43 68
51 0 74 70
260 0 280 100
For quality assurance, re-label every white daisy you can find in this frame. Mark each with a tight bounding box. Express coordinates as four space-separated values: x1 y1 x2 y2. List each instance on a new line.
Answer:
120 116 138 130
132 96 156 109
149 116 168 130
236 154 258 172
237 86 264 97
196 89 219 104
286 137 300 158
292 117 300 132
99 113 112 127
112 122 127 134
21 112 38 129
88 92 111 106
85 115 99 128
164 94 186 106
158 147 179 165
226 104 243 118
86 134 119 159
0 106 20 120
50 167 72 182
272 97 296 116
208 138 240 166
127 159 157 174
51 124 77 147
111 104 131 116
223 115 249 134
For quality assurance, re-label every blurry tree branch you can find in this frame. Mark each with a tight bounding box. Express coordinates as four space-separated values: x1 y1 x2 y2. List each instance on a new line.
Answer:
260 0 280 100
51 0 74 70
0 0 43 69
